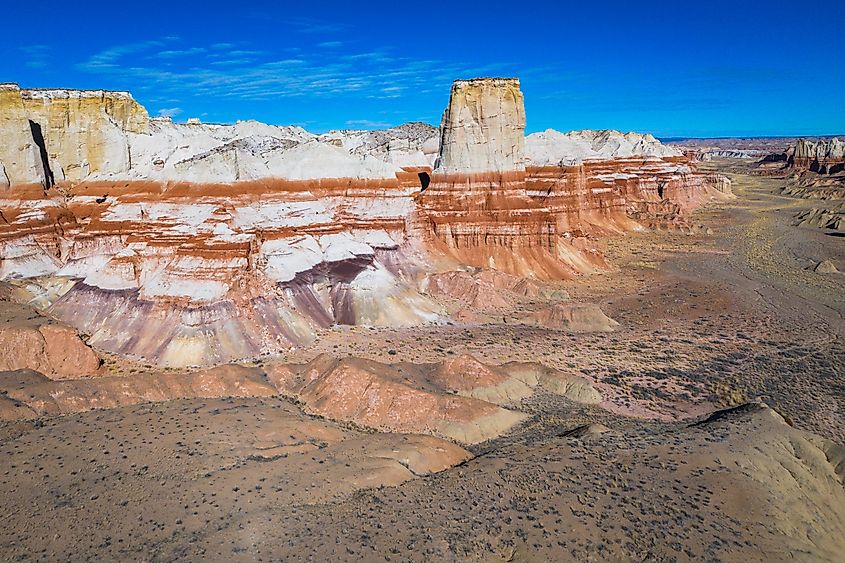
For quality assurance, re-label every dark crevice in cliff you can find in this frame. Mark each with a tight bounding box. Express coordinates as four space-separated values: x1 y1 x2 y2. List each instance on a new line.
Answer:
418 172 431 191
28 120 54 188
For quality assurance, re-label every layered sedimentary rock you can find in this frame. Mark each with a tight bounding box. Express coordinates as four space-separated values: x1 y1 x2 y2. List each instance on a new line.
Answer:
0 177 442 367
789 138 845 174
777 138 845 201
420 78 578 279
694 149 764 161
0 293 101 378
0 78 731 366
526 128 682 166
0 84 148 186
0 323 100 378
524 302 619 332
265 354 600 444
0 351 598 446
794 206 845 231
435 78 525 174
319 122 439 169
417 78 732 280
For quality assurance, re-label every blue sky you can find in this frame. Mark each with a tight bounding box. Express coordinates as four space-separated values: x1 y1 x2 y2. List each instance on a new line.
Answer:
3 0 844 136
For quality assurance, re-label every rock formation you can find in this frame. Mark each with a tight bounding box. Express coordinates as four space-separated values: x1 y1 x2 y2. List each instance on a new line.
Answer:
0 323 100 378
0 295 101 378
813 259 840 274
794 206 845 231
0 78 732 366
417 78 732 281
789 138 845 174
266 355 528 444
523 302 619 332
777 138 845 201
0 351 599 445
0 84 148 186
0 84 50 187
694 148 764 161
526 128 682 166
435 78 526 173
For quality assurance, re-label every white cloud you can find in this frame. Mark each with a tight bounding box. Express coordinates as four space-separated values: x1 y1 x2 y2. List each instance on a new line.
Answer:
157 107 183 118
157 47 206 58
20 45 50 69
287 17 345 34
74 37 538 110
318 41 343 48
345 119 392 128
77 39 169 71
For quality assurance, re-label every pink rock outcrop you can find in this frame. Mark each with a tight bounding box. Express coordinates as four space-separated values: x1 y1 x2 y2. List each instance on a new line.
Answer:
0 323 100 378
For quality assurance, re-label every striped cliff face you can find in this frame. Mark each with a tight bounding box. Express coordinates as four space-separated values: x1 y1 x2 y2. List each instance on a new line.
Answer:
417 79 732 280
0 79 732 367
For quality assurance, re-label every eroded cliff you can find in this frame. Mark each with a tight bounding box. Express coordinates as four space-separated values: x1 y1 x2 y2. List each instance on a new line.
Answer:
0 78 731 366
790 138 845 174
0 84 149 186
417 78 731 280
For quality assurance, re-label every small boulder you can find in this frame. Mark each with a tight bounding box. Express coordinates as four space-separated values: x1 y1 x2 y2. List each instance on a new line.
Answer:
560 423 611 439
814 260 839 274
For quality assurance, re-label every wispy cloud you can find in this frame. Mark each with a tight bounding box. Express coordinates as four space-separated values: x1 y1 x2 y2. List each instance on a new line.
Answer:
74 37 558 123
209 58 257 67
20 45 51 69
77 39 170 71
157 47 206 58
157 107 183 118
318 41 343 48
345 119 392 128
287 17 346 34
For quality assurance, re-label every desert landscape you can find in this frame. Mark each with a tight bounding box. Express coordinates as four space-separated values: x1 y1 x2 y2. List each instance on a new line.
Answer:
0 53 844 563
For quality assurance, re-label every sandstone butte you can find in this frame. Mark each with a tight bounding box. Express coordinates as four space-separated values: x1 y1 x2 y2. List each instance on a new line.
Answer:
788 137 845 175
0 78 734 368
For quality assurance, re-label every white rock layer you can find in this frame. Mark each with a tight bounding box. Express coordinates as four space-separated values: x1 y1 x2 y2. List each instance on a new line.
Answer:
526 129 682 166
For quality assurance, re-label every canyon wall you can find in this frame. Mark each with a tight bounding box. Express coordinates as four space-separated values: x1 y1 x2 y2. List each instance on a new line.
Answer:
0 78 731 366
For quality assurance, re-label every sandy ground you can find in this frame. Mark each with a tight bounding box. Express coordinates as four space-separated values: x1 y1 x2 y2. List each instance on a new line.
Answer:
1 160 844 561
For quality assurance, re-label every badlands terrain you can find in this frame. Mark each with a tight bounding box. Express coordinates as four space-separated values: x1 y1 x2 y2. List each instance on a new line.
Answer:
0 79 843 561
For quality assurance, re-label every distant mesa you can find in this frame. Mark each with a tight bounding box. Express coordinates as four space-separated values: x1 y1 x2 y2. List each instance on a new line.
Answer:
771 137 845 202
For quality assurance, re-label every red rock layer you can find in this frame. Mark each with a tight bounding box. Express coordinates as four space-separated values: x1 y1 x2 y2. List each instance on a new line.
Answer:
1 158 729 286
0 157 730 365
415 157 730 279
790 157 845 175
0 323 101 378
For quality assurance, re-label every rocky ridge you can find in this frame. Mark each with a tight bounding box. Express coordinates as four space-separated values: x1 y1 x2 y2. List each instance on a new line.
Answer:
526 128 682 166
